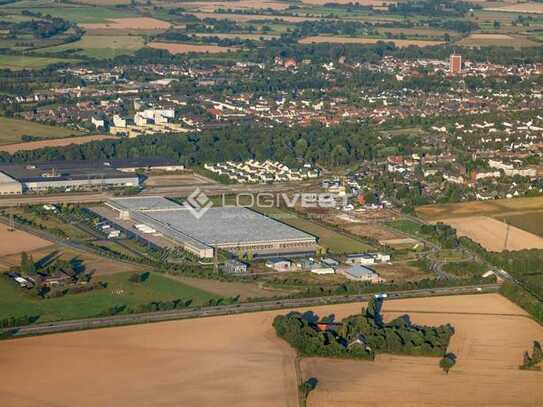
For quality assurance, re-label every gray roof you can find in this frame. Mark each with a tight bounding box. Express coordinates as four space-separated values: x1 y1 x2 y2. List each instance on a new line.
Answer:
344 265 377 278
108 196 182 212
143 206 315 246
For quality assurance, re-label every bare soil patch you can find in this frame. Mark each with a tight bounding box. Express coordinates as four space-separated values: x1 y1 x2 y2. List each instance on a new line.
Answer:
147 41 239 54
80 17 172 31
441 215 543 251
0 224 53 257
0 135 117 154
299 36 444 47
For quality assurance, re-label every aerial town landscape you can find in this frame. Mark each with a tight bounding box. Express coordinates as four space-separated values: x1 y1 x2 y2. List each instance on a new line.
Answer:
1 0 543 406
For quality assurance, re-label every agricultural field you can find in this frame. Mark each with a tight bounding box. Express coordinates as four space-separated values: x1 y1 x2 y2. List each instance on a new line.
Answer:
147 41 239 54
417 196 543 221
0 270 216 322
503 211 543 238
0 117 83 146
0 224 53 257
80 17 172 32
0 134 116 154
299 36 445 47
440 216 543 252
174 0 292 12
0 55 77 70
43 34 145 59
485 2 543 14
302 294 543 407
457 33 539 48
0 294 540 406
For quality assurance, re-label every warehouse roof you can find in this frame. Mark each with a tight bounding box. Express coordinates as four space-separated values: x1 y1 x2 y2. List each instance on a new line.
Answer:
0 162 136 183
0 158 180 183
343 265 378 279
107 196 183 212
141 206 316 246
0 171 19 185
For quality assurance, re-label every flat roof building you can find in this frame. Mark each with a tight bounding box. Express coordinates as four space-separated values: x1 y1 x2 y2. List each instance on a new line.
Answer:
340 265 382 282
104 196 318 259
0 171 22 195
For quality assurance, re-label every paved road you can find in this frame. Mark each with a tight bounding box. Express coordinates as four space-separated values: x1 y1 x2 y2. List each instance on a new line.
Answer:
0 182 310 207
1 284 501 338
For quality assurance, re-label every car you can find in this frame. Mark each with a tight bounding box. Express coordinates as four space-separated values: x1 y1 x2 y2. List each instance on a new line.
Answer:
374 293 388 299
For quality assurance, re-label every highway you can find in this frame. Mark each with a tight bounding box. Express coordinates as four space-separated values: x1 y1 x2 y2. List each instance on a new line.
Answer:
0 284 501 339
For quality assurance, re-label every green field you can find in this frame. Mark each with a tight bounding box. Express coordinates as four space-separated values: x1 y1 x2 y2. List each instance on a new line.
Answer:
0 54 77 70
257 207 372 254
0 271 217 322
504 211 543 237
0 117 82 146
43 34 145 59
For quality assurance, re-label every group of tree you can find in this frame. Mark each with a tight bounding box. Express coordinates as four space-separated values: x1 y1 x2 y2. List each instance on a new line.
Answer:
0 314 40 328
273 297 455 360
520 341 542 370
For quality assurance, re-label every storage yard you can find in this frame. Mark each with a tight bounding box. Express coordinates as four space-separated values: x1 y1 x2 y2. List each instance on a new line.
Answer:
98 196 318 258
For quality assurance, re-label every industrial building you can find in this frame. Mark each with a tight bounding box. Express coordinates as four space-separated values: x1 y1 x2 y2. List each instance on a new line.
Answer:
0 158 183 194
0 171 22 195
103 196 318 259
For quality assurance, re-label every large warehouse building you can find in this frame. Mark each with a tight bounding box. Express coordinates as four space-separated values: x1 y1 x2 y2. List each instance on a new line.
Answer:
103 196 318 258
0 158 183 194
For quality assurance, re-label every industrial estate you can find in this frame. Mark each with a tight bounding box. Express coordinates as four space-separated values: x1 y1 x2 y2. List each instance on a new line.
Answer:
1 0 543 406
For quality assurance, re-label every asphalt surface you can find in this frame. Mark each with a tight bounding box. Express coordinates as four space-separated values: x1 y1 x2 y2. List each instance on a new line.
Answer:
0 182 310 207
1 284 501 339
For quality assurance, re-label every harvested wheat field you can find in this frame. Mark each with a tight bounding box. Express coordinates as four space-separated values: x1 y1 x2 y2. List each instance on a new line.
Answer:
0 294 541 407
0 309 299 407
441 215 543 251
0 134 117 154
417 196 543 220
0 224 53 256
299 36 444 47
302 293 543 407
147 41 238 54
81 17 172 31
486 2 543 13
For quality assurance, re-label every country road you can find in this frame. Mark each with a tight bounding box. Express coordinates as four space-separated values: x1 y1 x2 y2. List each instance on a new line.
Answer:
1 284 501 339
